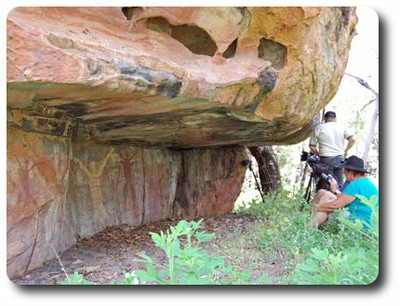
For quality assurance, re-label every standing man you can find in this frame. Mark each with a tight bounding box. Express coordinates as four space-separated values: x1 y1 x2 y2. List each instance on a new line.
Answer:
309 111 356 186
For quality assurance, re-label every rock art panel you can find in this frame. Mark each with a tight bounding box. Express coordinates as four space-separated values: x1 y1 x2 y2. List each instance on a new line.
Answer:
66 143 245 238
7 127 73 278
7 132 246 278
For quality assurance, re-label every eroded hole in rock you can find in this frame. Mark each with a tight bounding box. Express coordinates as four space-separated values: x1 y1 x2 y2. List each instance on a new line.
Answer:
146 17 217 57
222 38 238 59
258 37 287 69
121 7 139 21
340 7 352 26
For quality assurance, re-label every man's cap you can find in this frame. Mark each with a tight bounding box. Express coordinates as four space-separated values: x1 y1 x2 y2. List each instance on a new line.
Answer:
337 155 369 173
324 111 336 118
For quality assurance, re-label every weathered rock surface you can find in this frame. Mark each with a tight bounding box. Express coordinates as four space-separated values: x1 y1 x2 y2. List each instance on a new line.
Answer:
7 7 357 147
7 126 246 278
7 7 357 279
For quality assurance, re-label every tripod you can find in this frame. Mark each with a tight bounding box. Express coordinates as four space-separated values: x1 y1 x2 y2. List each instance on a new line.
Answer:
302 162 335 207
303 169 319 204
242 159 264 202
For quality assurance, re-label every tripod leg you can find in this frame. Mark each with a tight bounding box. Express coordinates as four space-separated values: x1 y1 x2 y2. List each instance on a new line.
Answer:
301 174 313 209
300 162 309 189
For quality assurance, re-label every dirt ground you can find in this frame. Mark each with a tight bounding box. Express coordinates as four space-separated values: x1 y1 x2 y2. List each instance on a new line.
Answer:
12 213 283 285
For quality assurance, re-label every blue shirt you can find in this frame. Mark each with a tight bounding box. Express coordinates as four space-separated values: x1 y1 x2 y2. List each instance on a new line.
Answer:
343 177 379 227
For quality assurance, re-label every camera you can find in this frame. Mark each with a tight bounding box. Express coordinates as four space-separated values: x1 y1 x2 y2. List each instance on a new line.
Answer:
301 151 334 181
320 173 334 181
300 151 320 165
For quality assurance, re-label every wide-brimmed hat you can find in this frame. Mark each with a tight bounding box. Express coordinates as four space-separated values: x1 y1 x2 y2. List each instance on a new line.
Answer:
337 155 369 173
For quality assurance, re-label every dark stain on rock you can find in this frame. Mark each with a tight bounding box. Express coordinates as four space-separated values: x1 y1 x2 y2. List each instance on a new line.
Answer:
54 103 90 117
118 63 182 97
87 61 101 76
256 66 277 95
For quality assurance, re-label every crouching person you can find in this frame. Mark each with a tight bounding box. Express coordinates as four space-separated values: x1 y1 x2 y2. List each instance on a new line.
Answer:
310 156 379 229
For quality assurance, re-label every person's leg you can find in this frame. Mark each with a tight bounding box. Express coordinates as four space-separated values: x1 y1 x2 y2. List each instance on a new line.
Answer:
310 211 329 228
318 189 336 202
310 190 336 229
312 189 328 204
312 189 336 204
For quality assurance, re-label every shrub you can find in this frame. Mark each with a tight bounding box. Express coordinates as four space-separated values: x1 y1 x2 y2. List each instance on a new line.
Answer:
58 271 94 285
126 219 255 285
288 195 379 285
57 190 379 285
234 188 379 285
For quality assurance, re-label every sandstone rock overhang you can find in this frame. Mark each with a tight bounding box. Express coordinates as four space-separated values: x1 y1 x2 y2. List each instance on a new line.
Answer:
7 7 357 149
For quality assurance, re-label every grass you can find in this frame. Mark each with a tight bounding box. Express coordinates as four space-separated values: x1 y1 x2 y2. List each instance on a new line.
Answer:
58 187 379 285
231 188 379 284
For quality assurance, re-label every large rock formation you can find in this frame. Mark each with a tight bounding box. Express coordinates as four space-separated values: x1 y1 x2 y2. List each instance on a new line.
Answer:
7 7 357 278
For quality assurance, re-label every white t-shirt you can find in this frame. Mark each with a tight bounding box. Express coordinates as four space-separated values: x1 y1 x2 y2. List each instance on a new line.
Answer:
309 122 353 157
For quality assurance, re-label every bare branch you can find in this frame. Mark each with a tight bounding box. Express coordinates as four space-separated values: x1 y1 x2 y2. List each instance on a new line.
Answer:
345 73 378 97
345 73 379 162
360 99 376 112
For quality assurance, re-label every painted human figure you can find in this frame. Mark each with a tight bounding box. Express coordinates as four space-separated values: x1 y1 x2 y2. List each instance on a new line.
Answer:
120 151 136 216
73 148 115 219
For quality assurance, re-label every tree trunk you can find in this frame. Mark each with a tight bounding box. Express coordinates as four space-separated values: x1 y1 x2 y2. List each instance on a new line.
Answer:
363 96 379 162
345 73 379 162
248 146 281 194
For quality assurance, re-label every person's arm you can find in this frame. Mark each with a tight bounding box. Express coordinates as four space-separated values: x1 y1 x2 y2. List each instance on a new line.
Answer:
345 136 356 157
316 178 355 212
316 193 355 212
309 129 319 155
309 144 319 156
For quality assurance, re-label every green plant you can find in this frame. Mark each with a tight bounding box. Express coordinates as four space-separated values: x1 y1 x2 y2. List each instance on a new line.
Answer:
58 271 94 285
288 195 379 285
235 187 305 219
127 219 254 285
234 188 379 285
292 247 378 284
57 189 379 286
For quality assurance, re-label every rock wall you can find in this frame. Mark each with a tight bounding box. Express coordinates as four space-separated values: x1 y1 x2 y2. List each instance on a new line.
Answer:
7 127 73 278
7 126 246 278
7 7 357 278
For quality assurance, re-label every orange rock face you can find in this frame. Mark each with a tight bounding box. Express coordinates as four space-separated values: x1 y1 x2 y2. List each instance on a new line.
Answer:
7 127 247 278
7 7 357 147
7 7 357 279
